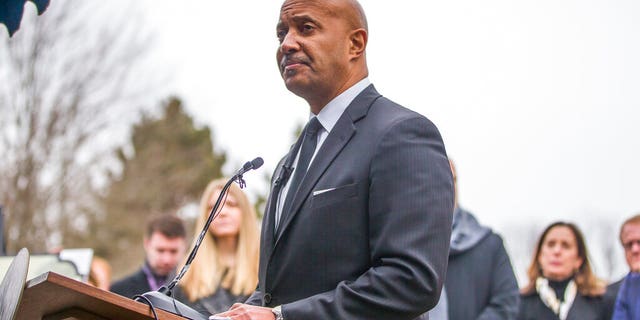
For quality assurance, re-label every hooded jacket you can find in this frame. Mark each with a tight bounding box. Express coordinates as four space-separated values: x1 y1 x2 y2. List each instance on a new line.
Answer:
432 207 520 320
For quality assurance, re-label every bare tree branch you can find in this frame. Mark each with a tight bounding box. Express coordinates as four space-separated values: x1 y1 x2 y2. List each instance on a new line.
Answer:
0 0 159 253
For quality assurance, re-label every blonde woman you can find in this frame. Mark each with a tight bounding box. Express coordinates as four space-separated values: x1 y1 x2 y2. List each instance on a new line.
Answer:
174 178 259 316
518 221 607 320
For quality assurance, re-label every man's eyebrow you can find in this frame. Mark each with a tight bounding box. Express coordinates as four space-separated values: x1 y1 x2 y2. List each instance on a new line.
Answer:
292 15 318 24
276 14 323 32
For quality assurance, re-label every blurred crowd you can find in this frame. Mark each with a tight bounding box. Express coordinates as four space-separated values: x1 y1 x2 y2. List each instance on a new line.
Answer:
74 162 638 320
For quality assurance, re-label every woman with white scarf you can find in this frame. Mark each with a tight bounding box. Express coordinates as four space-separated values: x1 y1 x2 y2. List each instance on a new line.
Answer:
518 222 607 320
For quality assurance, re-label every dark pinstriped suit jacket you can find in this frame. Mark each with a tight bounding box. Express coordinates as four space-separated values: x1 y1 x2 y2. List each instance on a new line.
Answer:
246 85 454 319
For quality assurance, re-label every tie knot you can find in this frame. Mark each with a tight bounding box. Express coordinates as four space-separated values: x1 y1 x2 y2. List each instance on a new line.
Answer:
305 117 322 136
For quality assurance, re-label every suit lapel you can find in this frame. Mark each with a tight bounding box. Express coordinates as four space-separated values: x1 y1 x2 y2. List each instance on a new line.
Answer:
262 161 283 250
259 154 291 285
273 85 381 244
274 117 355 243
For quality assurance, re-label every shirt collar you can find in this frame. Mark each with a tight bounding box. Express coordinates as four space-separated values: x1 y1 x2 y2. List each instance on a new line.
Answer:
311 77 371 133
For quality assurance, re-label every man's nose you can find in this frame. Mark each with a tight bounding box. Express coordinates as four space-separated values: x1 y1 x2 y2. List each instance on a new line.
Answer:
161 252 174 263
280 31 300 54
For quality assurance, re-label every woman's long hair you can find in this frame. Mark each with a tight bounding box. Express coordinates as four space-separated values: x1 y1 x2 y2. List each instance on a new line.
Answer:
521 221 605 296
179 178 260 301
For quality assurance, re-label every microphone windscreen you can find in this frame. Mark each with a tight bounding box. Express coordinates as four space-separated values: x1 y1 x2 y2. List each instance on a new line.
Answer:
251 157 264 170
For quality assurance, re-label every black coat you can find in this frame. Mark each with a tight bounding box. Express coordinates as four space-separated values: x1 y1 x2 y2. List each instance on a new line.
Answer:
446 233 520 320
110 268 151 299
173 286 248 316
518 291 607 320
602 279 623 320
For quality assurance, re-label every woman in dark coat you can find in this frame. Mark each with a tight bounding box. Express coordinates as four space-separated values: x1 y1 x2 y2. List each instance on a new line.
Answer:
518 221 607 320
173 178 260 316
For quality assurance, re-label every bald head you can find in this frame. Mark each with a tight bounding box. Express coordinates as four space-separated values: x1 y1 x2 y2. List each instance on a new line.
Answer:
338 0 368 31
281 0 367 31
276 0 370 112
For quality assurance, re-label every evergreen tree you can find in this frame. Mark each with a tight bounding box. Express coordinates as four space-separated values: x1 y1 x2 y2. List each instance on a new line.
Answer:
100 97 226 276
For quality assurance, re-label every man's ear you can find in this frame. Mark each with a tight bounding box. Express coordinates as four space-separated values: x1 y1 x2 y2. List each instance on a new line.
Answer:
349 28 368 58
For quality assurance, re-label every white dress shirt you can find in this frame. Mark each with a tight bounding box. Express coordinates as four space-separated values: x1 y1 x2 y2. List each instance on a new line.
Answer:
274 77 371 229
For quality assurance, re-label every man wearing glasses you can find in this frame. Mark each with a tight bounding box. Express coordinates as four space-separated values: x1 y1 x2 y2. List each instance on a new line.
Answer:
604 214 640 320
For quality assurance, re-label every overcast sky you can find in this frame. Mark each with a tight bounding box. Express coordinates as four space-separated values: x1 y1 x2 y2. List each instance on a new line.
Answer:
79 0 640 281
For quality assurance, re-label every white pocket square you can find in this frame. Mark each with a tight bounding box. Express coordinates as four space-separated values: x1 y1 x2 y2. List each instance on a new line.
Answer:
313 187 336 196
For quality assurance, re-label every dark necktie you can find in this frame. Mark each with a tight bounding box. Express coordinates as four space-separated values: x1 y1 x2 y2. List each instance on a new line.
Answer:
279 117 322 227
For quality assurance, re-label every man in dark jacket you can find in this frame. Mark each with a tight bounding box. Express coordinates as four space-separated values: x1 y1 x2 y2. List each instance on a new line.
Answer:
110 215 186 299
604 214 640 320
430 161 520 320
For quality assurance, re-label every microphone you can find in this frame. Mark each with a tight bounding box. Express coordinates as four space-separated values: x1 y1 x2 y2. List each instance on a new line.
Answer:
135 157 264 319
236 157 264 176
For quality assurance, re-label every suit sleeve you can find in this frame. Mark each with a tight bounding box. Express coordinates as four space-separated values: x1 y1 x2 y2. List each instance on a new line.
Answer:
282 116 455 319
476 236 520 320
244 289 262 306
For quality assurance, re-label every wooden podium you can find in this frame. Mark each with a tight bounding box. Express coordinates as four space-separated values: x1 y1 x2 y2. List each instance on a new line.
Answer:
15 272 188 320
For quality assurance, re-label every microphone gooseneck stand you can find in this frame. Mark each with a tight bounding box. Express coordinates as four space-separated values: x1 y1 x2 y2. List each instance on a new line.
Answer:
134 157 264 320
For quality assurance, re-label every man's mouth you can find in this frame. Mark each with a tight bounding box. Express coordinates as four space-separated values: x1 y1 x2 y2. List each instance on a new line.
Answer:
285 62 303 69
281 56 310 73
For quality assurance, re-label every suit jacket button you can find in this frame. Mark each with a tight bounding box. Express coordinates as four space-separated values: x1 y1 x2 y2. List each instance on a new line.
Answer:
264 293 272 304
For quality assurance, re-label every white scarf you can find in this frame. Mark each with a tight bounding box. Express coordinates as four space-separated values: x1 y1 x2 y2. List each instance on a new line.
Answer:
536 277 577 320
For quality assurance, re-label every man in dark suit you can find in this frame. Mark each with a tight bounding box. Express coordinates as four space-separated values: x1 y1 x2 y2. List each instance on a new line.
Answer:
604 214 640 319
110 215 186 299
217 0 454 319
